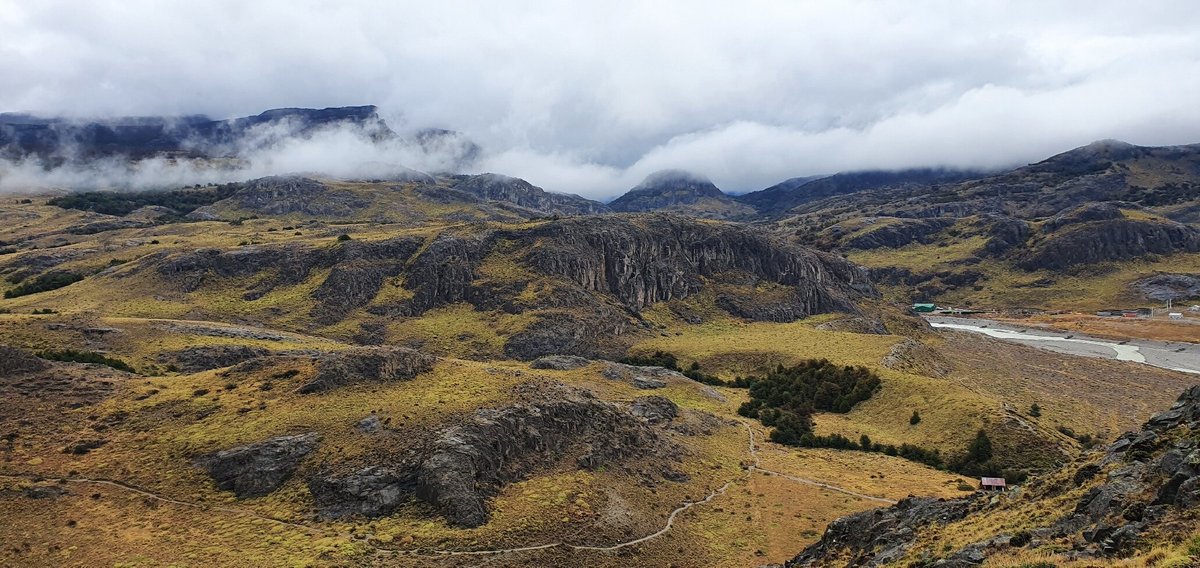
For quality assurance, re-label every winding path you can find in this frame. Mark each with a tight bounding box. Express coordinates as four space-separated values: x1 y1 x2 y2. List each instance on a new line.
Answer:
0 423 896 559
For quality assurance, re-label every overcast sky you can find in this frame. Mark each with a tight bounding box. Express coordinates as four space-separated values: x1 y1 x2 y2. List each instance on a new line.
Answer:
2 1 1199 197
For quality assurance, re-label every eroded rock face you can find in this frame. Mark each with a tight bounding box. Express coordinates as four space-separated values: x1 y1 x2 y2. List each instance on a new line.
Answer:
630 396 679 424
786 496 979 567
842 218 956 250
1017 219 1200 271
300 346 435 393
416 388 673 527
309 466 415 518
785 385 1200 567
198 432 319 498
1132 273 1200 302
517 214 875 314
159 345 271 373
880 338 951 378
529 355 593 370
311 384 679 526
602 363 683 389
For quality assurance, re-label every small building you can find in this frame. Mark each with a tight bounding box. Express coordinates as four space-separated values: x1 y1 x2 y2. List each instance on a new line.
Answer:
980 477 1007 491
912 303 937 313
1169 312 1183 320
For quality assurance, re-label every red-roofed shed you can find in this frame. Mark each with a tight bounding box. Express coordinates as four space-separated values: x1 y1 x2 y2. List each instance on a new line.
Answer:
980 477 1007 491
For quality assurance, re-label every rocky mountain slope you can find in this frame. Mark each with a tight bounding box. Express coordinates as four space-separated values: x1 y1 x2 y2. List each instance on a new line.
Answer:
782 384 1200 567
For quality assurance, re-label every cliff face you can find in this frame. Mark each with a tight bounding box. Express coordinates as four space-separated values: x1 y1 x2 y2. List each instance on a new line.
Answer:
1017 219 1200 271
783 384 1200 567
150 214 875 358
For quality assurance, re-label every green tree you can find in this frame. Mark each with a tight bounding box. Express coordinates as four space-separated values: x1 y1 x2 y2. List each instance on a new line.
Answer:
966 430 993 464
910 410 921 425
1029 403 1041 417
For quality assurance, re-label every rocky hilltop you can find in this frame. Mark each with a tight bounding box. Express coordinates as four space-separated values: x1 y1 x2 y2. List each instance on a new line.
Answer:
609 170 756 219
451 173 609 216
782 384 1200 567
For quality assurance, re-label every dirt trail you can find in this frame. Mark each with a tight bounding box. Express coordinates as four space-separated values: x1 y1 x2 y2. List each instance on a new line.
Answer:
0 423 897 559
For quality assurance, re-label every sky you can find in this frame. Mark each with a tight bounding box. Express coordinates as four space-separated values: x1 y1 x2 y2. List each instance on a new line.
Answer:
2 0 1199 198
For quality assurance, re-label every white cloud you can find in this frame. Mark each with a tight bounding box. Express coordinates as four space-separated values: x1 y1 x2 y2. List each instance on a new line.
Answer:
1 0 1199 199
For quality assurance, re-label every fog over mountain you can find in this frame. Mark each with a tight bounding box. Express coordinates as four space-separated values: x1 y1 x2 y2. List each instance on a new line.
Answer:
2 1 1199 198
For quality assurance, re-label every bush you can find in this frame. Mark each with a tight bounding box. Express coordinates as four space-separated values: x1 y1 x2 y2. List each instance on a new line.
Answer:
47 183 239 216
5 272 84 298
1029 403 1041 417
910 410 921 425
337 233 352 241
739 359 881 443
36 349 135 373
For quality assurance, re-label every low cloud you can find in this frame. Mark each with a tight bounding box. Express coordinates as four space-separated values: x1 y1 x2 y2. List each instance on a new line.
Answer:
2 1 1199 199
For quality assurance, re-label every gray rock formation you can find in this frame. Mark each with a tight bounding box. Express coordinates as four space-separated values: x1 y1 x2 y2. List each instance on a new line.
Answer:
158 345 271 373
602 363 682 389
299 346 435 394
784 385 1200 566
197 432 319 498
415 387 672 527
309 466 414 518
842 218 956 250
1132 273 1200 302
785 496 979 567
1017 219 1200 270
309 384 678 527
529 355 593 370
630 396 679 423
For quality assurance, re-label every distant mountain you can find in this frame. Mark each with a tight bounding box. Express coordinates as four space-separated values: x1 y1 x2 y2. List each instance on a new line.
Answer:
0 106 482 174
736 168 984 216
0 106 393 161
608 169 755 219
451 173 609 216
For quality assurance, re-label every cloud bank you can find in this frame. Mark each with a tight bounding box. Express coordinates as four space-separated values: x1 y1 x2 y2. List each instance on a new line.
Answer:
1 1 1199 198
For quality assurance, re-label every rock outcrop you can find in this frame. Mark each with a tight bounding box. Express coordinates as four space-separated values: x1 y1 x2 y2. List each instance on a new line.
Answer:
452 173 609 216
197 432 319 498
299 346 435 394
783 384 1200 566
309 384 681 526
1132 273 1200 302
1017 219 1200 271
785 496 979 567
529 355 593 370
414 386 674 527
158 345 271 373
842 218 956 250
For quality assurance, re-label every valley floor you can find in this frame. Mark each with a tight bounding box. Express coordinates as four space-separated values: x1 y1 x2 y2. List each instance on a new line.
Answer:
927 315 1200 375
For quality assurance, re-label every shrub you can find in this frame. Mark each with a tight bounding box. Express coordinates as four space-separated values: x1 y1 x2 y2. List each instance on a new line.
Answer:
337 233 352 241
4 272 84 298
739 359 881 443
47 184 239 216
910 410 921 425
36 349 135 373
1029 403 1041 417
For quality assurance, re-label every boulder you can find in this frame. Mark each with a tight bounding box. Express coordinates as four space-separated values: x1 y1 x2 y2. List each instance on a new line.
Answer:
299 347 434 393
309 466 414 519
529 355 593 370
629 396 679 423
197 432 319 498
